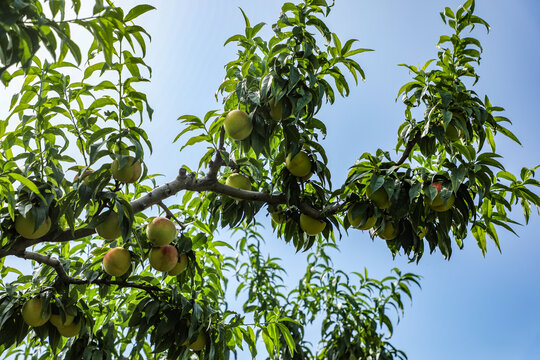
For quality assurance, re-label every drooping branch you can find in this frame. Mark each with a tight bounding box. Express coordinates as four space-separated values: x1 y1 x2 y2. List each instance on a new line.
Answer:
20 250 164 297
0 227 96 258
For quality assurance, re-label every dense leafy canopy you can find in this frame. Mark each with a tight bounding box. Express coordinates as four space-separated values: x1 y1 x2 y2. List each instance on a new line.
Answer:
0 0 538 359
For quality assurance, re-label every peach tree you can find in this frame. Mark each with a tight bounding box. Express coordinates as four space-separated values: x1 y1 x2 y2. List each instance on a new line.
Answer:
0 0 538 359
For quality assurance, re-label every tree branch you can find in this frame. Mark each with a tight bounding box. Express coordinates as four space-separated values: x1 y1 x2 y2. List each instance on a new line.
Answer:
395 132 421 166
1 165 345 258
206 128 226 179
20 250 164 298
158 201 186 231
0 227 96 258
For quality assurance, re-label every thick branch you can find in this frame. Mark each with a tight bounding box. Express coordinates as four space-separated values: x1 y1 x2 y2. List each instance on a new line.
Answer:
132 167 342 217
206 128 226 179
2 165 344 257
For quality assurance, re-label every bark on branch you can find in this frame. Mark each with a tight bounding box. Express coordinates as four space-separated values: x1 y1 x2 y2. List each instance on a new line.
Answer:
395 132 421 166
1 164 344 258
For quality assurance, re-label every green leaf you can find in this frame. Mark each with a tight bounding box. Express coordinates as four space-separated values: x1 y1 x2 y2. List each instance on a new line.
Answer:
369 175 384 193
343 48 373 57
471 224 487 256
224 34 246 46
7 173 44 201
261 327 275 357
497 171 516 183
239 7 251 28
124 4 156 22
180 134 211 151
497 126 522 145
451 166 467 193
276 323 295 355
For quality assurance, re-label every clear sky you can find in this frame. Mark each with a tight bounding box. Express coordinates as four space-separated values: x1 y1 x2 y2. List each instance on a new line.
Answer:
138 1 540 359
1 0 539 359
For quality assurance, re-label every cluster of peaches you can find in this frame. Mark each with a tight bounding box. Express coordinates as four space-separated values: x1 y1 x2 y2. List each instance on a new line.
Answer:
17 157 190 338
102 216 188 278
221 107 330 235
221 106 456 240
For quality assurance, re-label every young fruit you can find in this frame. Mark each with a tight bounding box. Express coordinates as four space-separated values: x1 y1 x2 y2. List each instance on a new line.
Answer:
225 173 252 200
184 332 207 352
55 320 82 338
15 213 52 240
50 313 75 328
168 254 188 276
299 214 326 236
21 298 50 327
96 211 122 241
285 151 312 178
111 156 142 183
366 186 391 209
426 182 455 212
223 109 253 140
147 217 176 246
149 245 178 272
347 209 376 230
376 221 398 240
269 98 282 121
103 247 131 277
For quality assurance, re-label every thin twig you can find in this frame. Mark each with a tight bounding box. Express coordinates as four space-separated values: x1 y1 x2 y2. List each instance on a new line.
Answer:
395 132 421 166
157 201 186 231
22 16 102 26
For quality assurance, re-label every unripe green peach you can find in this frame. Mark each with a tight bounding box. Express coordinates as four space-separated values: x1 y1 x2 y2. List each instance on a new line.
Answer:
103 247 131 277
376 221 398 240
96 211 122 241
299 214 326 236
223 110 253 140
187 331 207 351
270 210 289 225
50 313 75 328
366 186 391 209
347 209 377 230
445 122 461 141
286 151 312 178
149 245 178 272
426 182 455 212
21 298 50 327
111 156 142 183
74 169 93 185
147 217 176 246
15 213 51 239
225 173 252 200
56 320 82 338
269 99 282 121
168 254 188 276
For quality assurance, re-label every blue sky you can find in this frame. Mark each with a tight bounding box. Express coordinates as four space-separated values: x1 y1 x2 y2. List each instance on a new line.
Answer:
1 0 538 359
138 1 540 359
